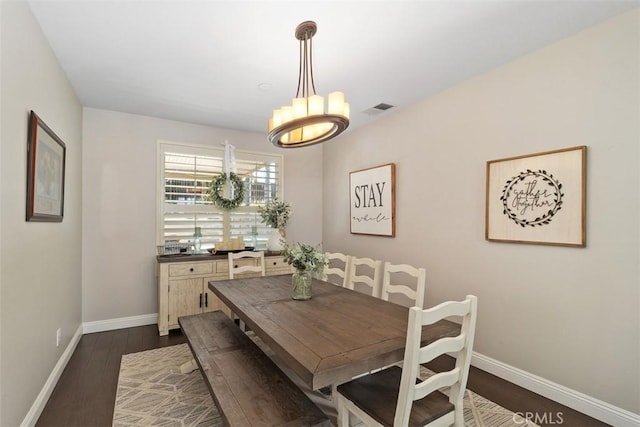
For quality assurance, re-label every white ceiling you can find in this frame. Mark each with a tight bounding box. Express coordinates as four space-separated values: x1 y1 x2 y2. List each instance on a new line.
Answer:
28 1 638 136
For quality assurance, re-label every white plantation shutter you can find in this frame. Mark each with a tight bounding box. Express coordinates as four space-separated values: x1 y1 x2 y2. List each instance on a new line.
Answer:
158 142 283 249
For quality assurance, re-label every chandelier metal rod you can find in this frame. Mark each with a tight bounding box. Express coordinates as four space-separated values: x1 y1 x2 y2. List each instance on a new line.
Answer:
308 35 316 96
296 39 303 98
295 28 317 99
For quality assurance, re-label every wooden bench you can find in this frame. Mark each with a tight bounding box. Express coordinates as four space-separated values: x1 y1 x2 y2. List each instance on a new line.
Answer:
178 311 331 427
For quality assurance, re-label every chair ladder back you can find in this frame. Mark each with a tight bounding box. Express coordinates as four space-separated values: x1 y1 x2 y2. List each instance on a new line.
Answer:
347 257 383 298
421 298 473 325
381 262 426 308
228 251 266 279
395 295 478 427
419 335 466 364
414 368 461 401
323 252 352 287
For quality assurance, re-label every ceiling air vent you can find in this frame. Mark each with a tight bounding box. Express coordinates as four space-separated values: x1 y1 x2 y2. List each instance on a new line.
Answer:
363 102 395 116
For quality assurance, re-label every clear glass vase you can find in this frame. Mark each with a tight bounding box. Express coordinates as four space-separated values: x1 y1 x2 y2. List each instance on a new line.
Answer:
292 270 312 300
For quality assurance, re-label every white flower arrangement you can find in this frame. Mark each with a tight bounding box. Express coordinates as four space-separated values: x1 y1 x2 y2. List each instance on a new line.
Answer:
282 242 327 274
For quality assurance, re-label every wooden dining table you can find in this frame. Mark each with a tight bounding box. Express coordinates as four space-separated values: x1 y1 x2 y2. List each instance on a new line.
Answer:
209 274 460 391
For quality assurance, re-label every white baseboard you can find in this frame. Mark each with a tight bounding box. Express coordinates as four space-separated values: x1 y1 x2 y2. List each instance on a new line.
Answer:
82 313 158 334
20 324 83 427
471 351 640 427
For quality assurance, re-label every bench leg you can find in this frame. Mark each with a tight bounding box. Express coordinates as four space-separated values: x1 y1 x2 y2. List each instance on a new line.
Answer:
180 358 199 374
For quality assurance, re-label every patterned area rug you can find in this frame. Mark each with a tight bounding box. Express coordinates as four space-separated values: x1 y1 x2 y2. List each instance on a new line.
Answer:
112 344 222 426
113 343 538 427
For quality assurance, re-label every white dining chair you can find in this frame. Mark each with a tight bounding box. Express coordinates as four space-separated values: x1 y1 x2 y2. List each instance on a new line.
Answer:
336 295 478 427
322 252 352 287
228 251 265 331
381 262 426 308
228 250 265 279
346 256 383 298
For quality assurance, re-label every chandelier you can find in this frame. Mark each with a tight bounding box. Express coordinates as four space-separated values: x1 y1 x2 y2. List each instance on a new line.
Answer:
268 21 350 148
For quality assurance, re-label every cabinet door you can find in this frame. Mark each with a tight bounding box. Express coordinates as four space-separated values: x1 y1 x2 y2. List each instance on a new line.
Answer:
168 278 203 327
205 270 234 318
201 288 221 313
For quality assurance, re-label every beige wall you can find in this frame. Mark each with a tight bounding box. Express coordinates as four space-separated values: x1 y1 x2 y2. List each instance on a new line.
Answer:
82 108 323 323
323 9 639 413
0 1 83 425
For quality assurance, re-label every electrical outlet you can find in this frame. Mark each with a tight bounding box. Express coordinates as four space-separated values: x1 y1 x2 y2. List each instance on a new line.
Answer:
56 328 61 347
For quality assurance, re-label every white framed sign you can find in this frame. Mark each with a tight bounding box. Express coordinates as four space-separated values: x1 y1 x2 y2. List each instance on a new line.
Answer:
486 146 586 247
350 163 395 237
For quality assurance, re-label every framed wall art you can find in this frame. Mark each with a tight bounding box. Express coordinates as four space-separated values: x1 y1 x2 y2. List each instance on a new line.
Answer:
26 111 66 222
350 163 395 237
485 146 586 247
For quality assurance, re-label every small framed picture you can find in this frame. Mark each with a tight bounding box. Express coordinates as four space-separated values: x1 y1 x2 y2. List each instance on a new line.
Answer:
486 146 586 247
26 111 66 222
350 163 396 237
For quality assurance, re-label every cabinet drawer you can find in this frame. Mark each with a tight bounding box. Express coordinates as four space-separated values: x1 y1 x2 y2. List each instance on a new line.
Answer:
266 256 292 273
169 262 213 277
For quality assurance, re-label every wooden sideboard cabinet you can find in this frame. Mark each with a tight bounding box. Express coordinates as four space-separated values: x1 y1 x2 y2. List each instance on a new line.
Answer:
157 253 292 335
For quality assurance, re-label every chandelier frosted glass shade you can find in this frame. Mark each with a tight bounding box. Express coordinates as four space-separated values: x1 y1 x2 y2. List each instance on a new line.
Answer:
268 21 350 148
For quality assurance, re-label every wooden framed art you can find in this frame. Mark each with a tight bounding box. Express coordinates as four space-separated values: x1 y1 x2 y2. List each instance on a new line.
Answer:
350 163 395 237
485 146 586 247
26 111 66 222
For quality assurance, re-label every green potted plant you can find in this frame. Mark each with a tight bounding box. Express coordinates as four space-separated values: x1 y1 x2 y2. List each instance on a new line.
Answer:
258 198 291 252
282 242 327 300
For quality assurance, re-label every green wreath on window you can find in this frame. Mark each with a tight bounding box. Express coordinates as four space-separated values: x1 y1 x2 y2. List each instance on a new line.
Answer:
208 172 245 210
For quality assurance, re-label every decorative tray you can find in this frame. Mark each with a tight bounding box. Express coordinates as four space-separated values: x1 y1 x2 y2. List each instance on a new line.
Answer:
207 247 255 255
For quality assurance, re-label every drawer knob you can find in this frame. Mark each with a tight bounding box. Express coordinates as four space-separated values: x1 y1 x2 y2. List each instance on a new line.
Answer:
190 268 194 272
273 262 277 265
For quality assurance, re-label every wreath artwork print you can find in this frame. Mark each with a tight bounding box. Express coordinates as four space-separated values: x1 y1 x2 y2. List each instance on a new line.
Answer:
486 146 586 247
208 172 245 210
500 169 563 228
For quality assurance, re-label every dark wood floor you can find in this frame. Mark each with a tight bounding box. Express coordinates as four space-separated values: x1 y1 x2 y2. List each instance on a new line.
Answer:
36 324 608 427
36 325 187 427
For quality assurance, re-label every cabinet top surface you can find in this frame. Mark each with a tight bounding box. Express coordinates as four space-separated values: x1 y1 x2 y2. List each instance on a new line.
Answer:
156 251 282 264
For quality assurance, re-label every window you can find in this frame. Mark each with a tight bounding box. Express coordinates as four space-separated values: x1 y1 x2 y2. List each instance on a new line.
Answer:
157 141 283 251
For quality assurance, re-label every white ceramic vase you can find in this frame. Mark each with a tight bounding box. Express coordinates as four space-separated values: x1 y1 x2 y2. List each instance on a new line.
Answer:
267 228 285 252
